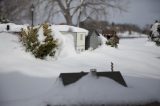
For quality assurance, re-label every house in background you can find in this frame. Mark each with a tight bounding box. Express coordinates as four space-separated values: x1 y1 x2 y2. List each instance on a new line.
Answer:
85 30 102 50
102 29 117 40
54 25 88 53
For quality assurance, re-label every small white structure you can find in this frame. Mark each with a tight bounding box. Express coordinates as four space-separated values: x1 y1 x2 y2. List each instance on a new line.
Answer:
54 25 88 53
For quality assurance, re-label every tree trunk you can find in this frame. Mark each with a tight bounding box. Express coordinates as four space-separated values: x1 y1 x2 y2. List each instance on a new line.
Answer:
64 12 73 25
56 0 73 25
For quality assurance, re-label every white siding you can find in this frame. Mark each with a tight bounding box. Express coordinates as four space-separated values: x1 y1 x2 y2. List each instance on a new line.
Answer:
76 32 86 52
60 31 87 53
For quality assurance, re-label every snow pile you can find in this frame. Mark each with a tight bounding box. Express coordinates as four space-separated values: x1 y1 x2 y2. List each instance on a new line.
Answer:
151 22 160 37
0 25 160 106
37 26 46 43
118 31 147 38
51 25 77 58
99 34 107 45
45 74 160 105
0 23 28 32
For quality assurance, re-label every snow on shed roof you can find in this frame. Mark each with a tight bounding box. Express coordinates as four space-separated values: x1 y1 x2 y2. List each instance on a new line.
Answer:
53 25 88 34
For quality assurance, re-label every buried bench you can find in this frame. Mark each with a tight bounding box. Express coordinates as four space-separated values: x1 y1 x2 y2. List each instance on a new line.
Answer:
59 69 127 87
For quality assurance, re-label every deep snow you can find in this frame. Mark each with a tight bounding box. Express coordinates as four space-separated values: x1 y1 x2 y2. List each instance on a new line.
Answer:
0 25 160 106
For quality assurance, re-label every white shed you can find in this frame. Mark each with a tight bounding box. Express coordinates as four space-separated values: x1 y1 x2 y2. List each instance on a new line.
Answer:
54 25 88 53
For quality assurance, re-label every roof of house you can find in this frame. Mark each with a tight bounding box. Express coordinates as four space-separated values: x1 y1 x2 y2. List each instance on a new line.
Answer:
59 71 127 87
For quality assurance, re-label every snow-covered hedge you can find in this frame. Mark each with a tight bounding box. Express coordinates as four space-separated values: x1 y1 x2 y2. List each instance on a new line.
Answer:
150 21 160 46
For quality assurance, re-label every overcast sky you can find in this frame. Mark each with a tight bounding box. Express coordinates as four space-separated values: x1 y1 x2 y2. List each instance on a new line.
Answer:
108 0 160 28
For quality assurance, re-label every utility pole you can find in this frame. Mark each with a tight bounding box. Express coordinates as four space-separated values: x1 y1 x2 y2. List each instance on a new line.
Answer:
77 0 83 27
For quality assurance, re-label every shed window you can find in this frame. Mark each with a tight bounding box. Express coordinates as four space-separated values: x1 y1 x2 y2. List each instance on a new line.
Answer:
80 34 83 40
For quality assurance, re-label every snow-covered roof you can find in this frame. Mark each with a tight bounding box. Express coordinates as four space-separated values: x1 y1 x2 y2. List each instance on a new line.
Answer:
0 23 88 35
53 25 88 34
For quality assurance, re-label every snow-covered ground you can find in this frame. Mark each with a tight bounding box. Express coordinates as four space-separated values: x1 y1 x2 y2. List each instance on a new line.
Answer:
118 31 147 38
0 25 160 106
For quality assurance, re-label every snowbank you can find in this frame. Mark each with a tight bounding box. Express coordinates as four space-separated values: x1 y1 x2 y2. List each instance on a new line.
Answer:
0 26 160 106
0 23 28 32
51 25 77 58
99 34 107 45
118 31 147 38
45 75 160 105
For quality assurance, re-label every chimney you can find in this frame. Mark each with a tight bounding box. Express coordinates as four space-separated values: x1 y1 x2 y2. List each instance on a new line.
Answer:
90 69 97 77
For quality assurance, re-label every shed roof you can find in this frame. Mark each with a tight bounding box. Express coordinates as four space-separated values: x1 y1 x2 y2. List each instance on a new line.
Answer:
53 25 88 34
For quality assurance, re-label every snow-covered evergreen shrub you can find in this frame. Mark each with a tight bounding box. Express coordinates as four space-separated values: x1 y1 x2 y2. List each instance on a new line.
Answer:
20 26 39 53
20 23 58 59
155 25 160 46
106 35 119 48
150 21 160 46
34 23 58 59
154 38 160 46
0 15 9 23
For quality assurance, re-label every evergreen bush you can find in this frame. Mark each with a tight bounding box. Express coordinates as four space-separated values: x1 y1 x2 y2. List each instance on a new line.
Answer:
0 15 9 23
20 23 58 59
106 35 119 48
20 26 39 52
154 38 160 46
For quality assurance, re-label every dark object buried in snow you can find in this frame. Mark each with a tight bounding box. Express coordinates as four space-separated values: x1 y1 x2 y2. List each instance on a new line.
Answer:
59 70 127 87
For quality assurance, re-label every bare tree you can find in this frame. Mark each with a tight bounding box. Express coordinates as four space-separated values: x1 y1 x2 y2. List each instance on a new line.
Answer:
0 0 35 24
38 0 127 26
0 0 128 25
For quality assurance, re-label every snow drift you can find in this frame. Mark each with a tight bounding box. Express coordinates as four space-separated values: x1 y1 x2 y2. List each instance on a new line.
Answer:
0 24 160 106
